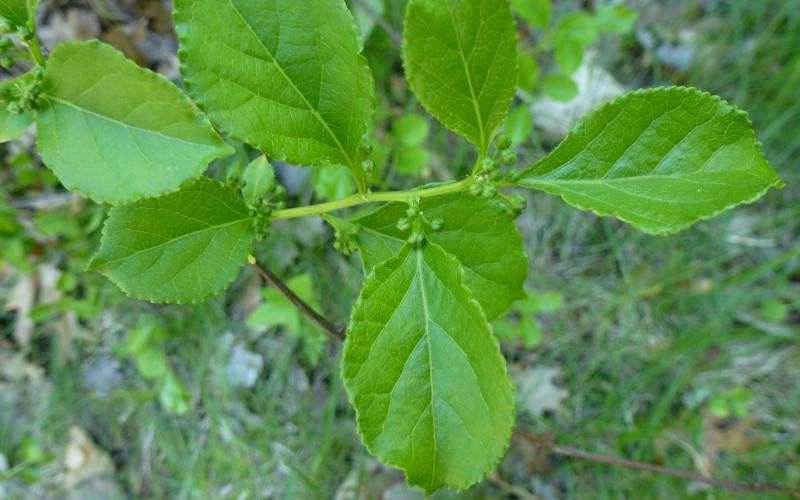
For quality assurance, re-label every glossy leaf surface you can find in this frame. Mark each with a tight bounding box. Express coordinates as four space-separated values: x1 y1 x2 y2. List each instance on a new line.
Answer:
403 0 517 153
88 177 254 303
351 192 527 320
342 242 514 493
0 0 39 27
36 41 232 204
174 0 375 189
518 87 783 234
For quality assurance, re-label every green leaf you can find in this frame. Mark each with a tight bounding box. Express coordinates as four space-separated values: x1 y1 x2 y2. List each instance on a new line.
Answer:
517 87 783 234
517 52 540 92
247 274 319 332
0 77 33 142
136 346 168 380
242 156 275 207
312 164 356 201
0 0 39 27
593 4 638 34
174 0 375 191
88 177 255 303
159 371 190 415
541 73 578 101
392 115 429 147
402 0 518 154
554 36 584 74
554 11 597 46
36 41 232 204
351 192 527 320
505 105 532 145
393 146 430 174
342 242 514 493
352 0 385 48
510 0 550 28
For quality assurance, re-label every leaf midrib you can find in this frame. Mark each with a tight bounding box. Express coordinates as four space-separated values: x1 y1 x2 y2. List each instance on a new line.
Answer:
224 0 356 170
96 216 250 268
47 96 216 149
444 0 486 152
415 248 438 485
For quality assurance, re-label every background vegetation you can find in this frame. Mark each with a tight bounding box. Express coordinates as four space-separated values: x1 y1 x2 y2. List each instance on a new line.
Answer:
1 0 798 498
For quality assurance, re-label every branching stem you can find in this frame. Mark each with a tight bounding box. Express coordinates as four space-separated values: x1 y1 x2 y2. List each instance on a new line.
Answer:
249 258 345 341
272 177 473 220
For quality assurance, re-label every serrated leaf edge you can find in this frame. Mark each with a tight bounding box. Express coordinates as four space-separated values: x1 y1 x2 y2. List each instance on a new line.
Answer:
36 39 234 206
351 192 528 319
341 241 515 494
401 0 519 153
172 0 375 186
518 85 784 235
87 177 255 305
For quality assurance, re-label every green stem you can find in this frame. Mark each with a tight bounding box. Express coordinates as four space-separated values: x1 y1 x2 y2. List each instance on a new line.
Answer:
23 36 45 67
272 177 473 220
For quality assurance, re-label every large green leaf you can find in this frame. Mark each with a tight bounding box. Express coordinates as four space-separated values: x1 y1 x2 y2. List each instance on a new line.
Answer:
88 177 254 303
342 242 514 493
402 0 518 154
517 87 783 234
174 0 375 190
0 0 39 27
36 41 232 205
351 192 527 320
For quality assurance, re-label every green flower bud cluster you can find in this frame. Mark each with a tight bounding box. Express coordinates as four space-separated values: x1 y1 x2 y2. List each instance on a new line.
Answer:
0 16 37 73
468 134 525 200
332 222 359 256
359 140 377 182
1 68 45 114
499 193 527 218
395 197 444 247
237 178 288 242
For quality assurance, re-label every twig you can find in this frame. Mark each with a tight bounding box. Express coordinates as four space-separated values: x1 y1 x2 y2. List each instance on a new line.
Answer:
249 259 345 342
549 444 800 497
350 0 403 48
248 264 799 497
488 473 541 500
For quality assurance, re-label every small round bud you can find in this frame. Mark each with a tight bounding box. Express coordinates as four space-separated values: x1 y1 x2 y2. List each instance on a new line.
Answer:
510 194 527 211
499 149 517 165
469 182 483 196
482 184 498 198
273 185 287 199
359 141 373 157
490 169 503 181
430 218 444 231
408 232 425 246
396 217 411 232
361 158 375 175
0 56 15 68
406 206 419 218
505 169 522 182
0 19 14 35
0 37 13 50
480 157 495 173
496 134 512 150
275 201 286 209
16 26 32 40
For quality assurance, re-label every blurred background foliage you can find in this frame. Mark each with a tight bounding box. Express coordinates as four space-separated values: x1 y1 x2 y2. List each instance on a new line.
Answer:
0 0 798 498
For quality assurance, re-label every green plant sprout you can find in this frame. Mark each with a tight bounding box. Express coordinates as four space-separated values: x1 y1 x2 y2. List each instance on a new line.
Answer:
0 0 783 493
